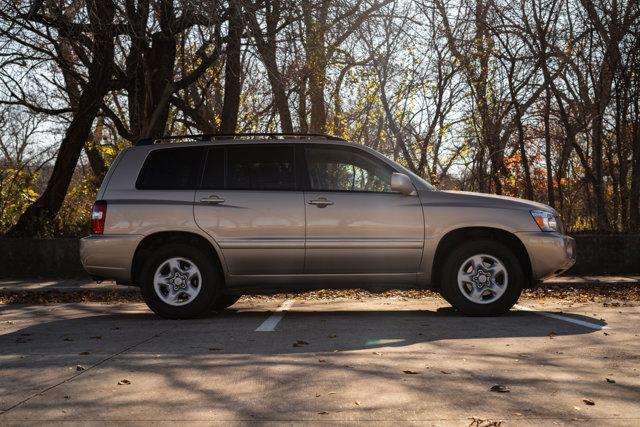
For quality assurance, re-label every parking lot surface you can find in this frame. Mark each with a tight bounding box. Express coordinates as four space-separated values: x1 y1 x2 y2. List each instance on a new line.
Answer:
1 294 639 425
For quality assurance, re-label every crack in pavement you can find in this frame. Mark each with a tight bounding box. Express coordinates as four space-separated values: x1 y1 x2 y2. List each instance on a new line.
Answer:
0 329 168 415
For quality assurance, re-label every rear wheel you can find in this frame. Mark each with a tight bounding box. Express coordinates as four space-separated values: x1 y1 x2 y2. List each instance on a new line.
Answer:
140 244 220 319
211 294 241 310
440 239 523 316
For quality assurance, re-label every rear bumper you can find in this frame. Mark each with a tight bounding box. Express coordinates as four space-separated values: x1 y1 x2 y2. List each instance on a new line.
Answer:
79 235 143 285
517 232 576 280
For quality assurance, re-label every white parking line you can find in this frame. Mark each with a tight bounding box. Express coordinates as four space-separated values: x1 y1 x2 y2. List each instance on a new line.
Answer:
514 304 609 330
254 299 295 332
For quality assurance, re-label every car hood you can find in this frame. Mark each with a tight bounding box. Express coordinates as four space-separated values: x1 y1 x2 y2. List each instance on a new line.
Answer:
423 190 557 214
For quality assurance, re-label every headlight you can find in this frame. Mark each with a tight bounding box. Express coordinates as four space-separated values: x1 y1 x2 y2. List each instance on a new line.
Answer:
530 209 558 232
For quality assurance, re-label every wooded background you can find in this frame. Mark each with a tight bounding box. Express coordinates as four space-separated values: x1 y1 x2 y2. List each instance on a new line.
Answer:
0 0 639 237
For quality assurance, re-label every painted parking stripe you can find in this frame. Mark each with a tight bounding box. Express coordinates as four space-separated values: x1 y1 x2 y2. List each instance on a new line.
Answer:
255 299 295 332
514 304 609 330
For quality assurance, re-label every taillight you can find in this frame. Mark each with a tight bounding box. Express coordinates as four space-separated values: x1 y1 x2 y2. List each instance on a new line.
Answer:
91 201 107 235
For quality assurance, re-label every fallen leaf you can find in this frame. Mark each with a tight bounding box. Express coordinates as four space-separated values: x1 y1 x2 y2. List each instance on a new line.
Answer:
328 334 337 338
318 411 329 415
441 370 451 374
490 385 510 393
64 395 70 399
373 352 383 356
293 340 309 347
403 370 420 375
606 378 616 383
354 401 360 406
118 379 131 385
583 399 595 406
318 359 326 363
548 331 557 338
76 365 85 371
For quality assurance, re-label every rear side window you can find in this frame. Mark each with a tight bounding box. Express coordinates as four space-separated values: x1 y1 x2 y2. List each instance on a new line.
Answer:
136 147 204 190
225 146 296 190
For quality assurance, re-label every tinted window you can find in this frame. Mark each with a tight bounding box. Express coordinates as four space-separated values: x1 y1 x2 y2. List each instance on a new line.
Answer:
201 147 225 189
305 146 393 192
226 146 296 190
136 147 203 190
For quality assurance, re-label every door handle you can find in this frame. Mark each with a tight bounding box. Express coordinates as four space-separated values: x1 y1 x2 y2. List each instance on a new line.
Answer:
308 197 334 208
200 195 225 204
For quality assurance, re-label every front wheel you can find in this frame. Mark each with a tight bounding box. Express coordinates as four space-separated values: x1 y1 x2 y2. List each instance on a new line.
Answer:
140 244 220 319
440 240 524 316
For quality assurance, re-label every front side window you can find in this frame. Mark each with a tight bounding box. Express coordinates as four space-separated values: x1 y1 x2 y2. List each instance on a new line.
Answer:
305 146 393 192
136 146 204 190
226 145 296 190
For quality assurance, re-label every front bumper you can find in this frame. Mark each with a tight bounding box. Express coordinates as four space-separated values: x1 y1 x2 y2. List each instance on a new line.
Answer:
516 232 576 280
79 234 143 285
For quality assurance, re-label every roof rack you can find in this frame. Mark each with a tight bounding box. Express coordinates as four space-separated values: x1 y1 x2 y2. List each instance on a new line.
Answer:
135 132 347 146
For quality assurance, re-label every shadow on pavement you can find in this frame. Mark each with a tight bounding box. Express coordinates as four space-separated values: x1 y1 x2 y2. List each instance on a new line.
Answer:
0 303 606 356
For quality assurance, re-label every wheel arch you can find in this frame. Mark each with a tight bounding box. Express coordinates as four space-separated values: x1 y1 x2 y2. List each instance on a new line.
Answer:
430 227 532 289
131 231 225 287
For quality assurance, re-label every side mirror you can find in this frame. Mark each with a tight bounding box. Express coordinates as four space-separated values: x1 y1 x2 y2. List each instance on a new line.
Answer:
390 172 414 195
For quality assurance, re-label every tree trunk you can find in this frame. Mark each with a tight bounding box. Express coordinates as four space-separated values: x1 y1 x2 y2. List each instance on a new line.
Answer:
303 0 329 133
263 53 294 133
544 91 555 207
514 108 533 199
630 111 640 231
84 116 108 182
246 0 294 133
7 0 115 236
220 0 243 134
298 73 309 133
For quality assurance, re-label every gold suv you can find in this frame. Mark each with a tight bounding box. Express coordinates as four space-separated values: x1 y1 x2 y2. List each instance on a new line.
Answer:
80 134 576 318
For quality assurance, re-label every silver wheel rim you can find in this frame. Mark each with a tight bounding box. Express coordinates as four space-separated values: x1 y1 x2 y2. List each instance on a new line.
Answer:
153 257 202 306
457 254 508 304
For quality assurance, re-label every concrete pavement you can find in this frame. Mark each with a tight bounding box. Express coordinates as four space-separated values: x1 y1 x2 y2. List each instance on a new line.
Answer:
1 295 639 424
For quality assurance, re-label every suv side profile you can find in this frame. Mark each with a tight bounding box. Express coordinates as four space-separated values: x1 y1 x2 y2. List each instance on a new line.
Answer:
80 134 576 318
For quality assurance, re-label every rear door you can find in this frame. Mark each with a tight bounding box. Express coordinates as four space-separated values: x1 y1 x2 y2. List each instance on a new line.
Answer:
303 144 424 275
194 144 305 276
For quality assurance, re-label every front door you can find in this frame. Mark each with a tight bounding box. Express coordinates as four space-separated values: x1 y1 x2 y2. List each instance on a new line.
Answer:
194 144 305 276
303 145 424 275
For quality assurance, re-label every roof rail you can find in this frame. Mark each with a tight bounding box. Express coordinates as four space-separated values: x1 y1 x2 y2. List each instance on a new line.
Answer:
135 132 347 146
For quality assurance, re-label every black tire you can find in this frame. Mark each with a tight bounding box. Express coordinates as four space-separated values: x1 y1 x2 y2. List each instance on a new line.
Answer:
440 239 524 316
140 243 221 319
211 294 241 310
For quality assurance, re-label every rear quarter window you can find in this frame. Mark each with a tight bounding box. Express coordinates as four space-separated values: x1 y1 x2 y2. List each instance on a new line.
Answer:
136 146 204 190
